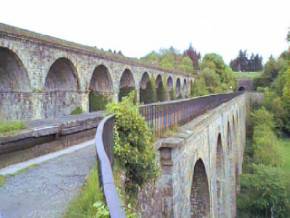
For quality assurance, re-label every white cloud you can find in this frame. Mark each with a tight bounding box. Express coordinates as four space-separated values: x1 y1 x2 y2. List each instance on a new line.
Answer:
0 0 289 63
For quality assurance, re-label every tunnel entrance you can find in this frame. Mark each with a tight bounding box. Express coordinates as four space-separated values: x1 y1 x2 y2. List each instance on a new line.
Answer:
0 47 32 120
118 69 136 101
238 86 245 91
44 58 80 118
190 159 210 218
89 65 113 111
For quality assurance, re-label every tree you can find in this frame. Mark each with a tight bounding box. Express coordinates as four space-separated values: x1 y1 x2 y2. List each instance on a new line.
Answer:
183 44 201 69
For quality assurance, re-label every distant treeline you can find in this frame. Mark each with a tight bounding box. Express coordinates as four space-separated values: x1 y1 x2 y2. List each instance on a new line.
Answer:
230 50 263 72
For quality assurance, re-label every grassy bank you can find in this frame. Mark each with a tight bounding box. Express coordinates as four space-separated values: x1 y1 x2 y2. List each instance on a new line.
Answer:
64 166 104 218
234 71 262 79
278 138 290 170
0 121 25 136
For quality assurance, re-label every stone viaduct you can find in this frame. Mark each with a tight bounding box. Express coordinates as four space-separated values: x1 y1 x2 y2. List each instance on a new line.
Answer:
0 23 192 121
139 93 246 218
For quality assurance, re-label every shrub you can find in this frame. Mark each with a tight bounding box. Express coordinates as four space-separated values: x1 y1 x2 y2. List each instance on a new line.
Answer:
118 87 136 102
238 164 289 218
89 92 112 111
156 82 167 102
106 92 159 195
70 107 83 115
140 78 157 104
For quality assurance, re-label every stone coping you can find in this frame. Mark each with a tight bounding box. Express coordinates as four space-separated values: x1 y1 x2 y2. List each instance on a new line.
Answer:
0 111 105 144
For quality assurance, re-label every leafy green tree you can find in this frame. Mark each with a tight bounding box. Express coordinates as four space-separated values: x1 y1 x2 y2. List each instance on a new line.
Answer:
238 164 289 218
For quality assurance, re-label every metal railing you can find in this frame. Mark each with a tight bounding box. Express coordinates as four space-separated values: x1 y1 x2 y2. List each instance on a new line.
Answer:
139 92 241 136
95 92 242 217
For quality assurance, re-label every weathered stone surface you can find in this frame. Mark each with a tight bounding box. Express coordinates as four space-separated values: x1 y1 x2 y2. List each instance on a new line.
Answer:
0 23 193 121
138 94 246 218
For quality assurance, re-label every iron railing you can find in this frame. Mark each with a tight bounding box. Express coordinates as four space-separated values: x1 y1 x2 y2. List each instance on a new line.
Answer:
139 92 241 136
95 92 242 217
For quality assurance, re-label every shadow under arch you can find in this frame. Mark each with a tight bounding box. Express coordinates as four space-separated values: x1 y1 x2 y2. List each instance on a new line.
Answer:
44 57 80 118
190 159 210 218
89 64 113 111
0 47 32 120
118 68 136 101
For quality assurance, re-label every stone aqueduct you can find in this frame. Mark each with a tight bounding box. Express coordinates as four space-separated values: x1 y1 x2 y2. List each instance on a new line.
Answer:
0 23 192 121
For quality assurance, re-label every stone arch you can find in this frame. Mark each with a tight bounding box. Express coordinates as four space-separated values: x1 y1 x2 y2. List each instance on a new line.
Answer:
156 74 165 102
45 57 79 91
0 47 32 120
118 68 136 101
139 72 155 104
176 78 181 99
43 57 81 118
167 76 174 100
89 65 113 111
216 133 225 217
190 159 210 218
227 121 232 153
183 78 188 97
0 47 31 92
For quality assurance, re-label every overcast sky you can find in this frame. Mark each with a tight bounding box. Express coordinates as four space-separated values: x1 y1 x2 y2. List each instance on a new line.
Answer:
1 0 289 63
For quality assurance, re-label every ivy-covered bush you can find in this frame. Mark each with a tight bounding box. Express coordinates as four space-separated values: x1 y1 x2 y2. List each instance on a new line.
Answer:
118 87 136 102
156 82 167 102
89 92 112 111
106 92 159 195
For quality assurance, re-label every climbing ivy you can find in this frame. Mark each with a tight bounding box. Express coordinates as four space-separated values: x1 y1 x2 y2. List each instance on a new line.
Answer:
140 77 157 104
89 92 112 111
106 92 159 195
118 87 136 102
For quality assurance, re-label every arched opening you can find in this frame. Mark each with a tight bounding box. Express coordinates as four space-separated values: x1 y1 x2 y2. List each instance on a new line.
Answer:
89 65 113 111
44 58 80 118
156 75 165 102
118 69 136 101
238 86 245 91
183 79 188 98
167 76 174 100
216 134 225 217
139 72 155 104
0 47 32 120
227 122 232 153
176 78 181 99
190 159 210 218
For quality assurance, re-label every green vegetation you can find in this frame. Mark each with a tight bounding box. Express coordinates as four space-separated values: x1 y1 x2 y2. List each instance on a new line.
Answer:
70 107 83 115
118 87 136 102
0 175 5 187
140 46 199 75
0 121 25 136
64 166 104 218
238 51 290 217
107 92 159 195
191 53 236 96
140 77 157 104
89 92 112 111
234 71 262 79
156 82 167 102
9 164 38 176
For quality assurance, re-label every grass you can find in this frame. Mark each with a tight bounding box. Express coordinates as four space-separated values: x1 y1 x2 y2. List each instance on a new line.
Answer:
0 121 26 136
9 164 38 176
277 137 290 171
0 175 5 187
64 165 104 218
234 71 262 79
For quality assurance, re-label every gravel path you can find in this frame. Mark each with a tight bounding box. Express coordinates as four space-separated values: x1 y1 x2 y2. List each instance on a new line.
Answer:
0 143 96 218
